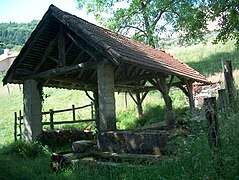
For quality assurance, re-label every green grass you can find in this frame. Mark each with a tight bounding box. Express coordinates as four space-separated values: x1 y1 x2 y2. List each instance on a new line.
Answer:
166 40 239 77
0 41 239 179
1 107 238 179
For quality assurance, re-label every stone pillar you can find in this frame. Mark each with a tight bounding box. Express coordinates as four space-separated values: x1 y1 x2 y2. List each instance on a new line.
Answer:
97 62 116 131
23 79 42 142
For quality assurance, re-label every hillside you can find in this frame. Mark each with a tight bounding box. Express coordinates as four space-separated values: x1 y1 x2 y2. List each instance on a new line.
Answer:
0 21 39 51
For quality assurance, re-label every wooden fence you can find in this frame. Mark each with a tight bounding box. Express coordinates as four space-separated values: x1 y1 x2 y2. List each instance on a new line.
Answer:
14 102 95 141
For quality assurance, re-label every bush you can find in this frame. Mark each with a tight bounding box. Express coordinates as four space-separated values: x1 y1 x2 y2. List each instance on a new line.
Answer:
1 140 49 159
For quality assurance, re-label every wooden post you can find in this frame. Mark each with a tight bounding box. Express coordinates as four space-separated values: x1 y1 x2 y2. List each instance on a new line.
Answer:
160 77 175 128
218 89 227 113
185 81 195 110
72 105 76 122
204 97 220 150
149 77 175 128
19 110 22 140
91 101 94 119
14 112 17 141
93 90 99 131
129 91 148 118
124 92 128 108
49 109 54 130
224 60 235 109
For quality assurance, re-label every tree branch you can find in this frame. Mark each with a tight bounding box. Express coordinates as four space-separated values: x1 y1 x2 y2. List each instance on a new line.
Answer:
118 25 147 35
152 9 166 28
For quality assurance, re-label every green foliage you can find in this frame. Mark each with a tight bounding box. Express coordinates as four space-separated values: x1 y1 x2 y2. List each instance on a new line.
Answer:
77 0 208 47
78 0 239 48
0 140 49 159
209 0 239 48
0 20 38 51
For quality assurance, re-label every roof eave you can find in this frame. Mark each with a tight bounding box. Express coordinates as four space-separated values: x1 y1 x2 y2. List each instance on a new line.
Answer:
2 5 55 86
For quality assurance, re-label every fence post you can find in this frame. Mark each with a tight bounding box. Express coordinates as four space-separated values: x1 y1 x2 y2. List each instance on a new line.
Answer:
19 110 22 140
49 109 54 130
224 60 235 109
218 89 227 113
14 112 17 141
204 97 220 151
72 105 76 122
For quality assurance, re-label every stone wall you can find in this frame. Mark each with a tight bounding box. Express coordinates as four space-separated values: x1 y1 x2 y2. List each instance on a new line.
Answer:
98 130 168 155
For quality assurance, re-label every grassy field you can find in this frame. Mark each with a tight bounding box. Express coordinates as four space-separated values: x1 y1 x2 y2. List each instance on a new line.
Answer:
0 41 239 179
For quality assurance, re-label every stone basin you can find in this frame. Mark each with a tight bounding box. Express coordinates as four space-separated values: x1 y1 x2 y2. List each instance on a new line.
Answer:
98 130 168 155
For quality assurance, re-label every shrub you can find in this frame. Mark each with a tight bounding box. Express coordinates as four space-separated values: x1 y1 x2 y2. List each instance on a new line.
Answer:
1 140 49 159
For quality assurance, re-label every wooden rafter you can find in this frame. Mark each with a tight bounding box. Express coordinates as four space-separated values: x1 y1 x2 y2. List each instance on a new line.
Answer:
128 66 138 78
33 33 59 73
65 41 74 55
115 73 160 85
89 71 97 82
64 28 104 62
58 23 66 67
47 56 59 64
4 18 51 84
72 50 84 65
53 76 96 87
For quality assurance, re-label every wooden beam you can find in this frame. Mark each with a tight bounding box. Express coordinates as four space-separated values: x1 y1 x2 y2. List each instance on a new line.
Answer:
72 50 84 65
167 75 174 93
115 73 160 85
15 68 33 75
64 28 104 62
52 76 96 88
48 56 59 64
58 24 66 67
34 33 58 73
25 62 97 80
77 69 85 79
89 71 97 82
149 79 164 93
66 41 74 55
184 79 195 110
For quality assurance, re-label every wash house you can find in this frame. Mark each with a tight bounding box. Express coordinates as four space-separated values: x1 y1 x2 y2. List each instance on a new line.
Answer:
3 5 210 146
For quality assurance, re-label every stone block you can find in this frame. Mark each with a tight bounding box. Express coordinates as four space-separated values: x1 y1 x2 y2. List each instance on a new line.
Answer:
72 140 97 153
98 130 168 155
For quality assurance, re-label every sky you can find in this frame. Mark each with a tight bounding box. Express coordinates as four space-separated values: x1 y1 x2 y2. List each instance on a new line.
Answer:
0 0 97 24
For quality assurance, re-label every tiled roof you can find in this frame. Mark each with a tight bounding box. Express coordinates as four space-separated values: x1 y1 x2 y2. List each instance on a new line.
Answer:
51 5 209 83
3 5 210 87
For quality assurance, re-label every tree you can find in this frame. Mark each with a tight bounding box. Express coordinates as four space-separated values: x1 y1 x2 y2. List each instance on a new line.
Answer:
208 0 239 47
77 0 208 47
0 20 39 50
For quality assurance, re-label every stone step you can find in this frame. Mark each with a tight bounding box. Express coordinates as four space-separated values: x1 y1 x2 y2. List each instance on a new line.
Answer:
72 140 97 153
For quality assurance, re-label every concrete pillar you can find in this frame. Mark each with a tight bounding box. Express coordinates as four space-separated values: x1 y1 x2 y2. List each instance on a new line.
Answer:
23 79 42 142
97 62 116 131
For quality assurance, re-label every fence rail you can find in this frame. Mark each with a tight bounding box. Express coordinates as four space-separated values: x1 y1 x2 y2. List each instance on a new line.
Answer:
14 102 95 141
